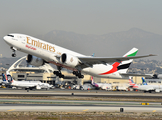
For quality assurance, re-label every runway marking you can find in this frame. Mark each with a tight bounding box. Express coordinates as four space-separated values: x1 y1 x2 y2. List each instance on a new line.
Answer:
7 109 15 111
152 110 156 112
83 109 89 111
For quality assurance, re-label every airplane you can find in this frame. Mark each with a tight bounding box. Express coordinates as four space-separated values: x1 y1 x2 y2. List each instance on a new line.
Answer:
141 77 162 92
6 74 53 90
7 74 41 90
129 77 162 93
91 76 112 90
3 34 155 79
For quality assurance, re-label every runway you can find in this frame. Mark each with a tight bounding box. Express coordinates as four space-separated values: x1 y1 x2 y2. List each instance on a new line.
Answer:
0 89 162 112
0 99 161 112
0 89 162 99
1 103 162 112
1 105 162 112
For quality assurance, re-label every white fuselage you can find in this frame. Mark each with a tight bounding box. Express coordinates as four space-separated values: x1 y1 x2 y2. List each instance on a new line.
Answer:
4 34 127 78
95 83 112 90
10 80 52 89
132 84 162 92
10 80 39 88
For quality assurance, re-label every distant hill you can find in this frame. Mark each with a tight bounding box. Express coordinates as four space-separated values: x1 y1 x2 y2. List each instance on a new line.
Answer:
0 28 161 60
39 28 161 60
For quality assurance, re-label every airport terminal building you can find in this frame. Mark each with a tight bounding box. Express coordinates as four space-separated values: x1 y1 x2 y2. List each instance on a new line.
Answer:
1 57 162 87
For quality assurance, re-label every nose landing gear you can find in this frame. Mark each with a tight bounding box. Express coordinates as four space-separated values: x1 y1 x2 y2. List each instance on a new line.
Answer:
11 47 17 57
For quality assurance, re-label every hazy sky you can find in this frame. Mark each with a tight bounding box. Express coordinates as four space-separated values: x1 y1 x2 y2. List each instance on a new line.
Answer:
0 0 162 37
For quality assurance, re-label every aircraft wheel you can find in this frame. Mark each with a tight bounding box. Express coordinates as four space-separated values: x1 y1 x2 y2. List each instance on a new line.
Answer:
61 75 64 78
54 71 59 75
78 75 84 78
73 71 77 75
81 75 84 78
59 74 64 78
12 53 16 57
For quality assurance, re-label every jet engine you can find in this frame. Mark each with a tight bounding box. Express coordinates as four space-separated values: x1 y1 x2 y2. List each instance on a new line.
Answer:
61 53 80 67
26 54 45 67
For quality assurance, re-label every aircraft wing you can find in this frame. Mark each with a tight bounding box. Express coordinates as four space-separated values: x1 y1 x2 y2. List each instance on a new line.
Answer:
120 73 153 77
78 54 155 67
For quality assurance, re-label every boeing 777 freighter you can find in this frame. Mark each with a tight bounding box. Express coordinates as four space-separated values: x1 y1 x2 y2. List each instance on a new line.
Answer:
3 34 155 79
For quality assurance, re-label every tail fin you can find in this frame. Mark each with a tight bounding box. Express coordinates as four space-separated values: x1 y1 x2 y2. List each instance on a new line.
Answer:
2 73 5 81
142 77 147 85
128 76 139 89
117 48 138 74
91 76 95 85
2 73 8 81
91 53 95 57
129 76 136 86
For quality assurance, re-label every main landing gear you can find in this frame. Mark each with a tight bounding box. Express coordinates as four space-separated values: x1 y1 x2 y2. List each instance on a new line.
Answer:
73 71 84 78
53 66 64 78
53 71 64 78
11 47 17 57
53 66 84 79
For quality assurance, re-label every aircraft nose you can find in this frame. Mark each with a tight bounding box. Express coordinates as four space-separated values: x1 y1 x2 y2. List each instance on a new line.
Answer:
3 36 9 42
3 35 10 43
3 36 7 41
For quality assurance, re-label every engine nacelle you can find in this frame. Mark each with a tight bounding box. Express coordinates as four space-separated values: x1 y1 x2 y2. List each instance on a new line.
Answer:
155 89 160 93
61 53 80 67
26 54 45 67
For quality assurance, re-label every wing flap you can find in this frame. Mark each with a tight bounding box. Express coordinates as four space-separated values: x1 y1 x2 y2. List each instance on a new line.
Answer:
78 54 156 65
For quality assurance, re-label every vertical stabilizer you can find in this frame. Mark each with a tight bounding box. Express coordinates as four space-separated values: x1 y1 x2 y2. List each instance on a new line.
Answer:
118 48 138 74
91 76 95 85
128 76 138 88
142 77 147 85
2 73 8 82
129 76 136 86
2 73 6 81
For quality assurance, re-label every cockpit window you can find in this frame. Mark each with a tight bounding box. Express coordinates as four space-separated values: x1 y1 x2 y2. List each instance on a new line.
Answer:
7 35 14 37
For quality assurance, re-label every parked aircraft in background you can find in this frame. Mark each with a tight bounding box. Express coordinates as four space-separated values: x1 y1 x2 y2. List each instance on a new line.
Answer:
9 76 41 90
129 77 162 93
4 34 155 79
2 74 53 90
91 76 112 90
